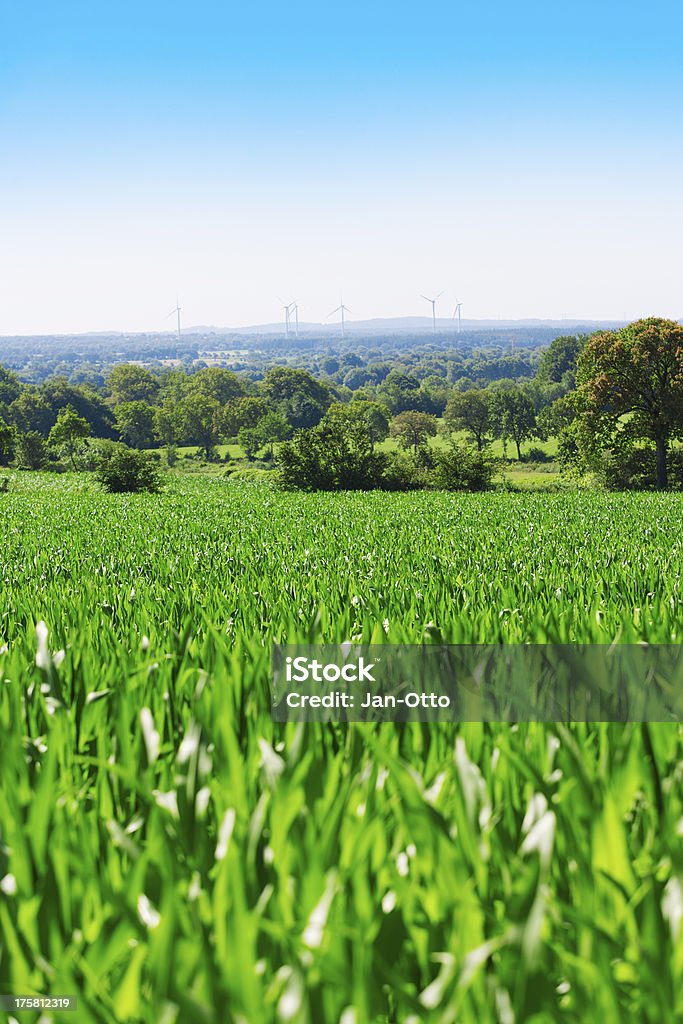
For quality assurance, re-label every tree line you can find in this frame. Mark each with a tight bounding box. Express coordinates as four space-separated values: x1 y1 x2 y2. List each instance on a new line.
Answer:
0 318 681 491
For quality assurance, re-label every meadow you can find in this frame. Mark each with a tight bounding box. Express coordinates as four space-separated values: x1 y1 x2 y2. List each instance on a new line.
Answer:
1 474 682 1022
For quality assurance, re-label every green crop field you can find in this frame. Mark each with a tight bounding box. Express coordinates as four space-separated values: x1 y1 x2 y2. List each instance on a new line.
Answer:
1 475 682 1022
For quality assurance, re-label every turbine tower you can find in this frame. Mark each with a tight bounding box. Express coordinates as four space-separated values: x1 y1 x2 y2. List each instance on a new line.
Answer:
291 301 299 338
452 301 463 334
167 300 182 341
421 291 443 334
329 299 350 338
278 297 295 337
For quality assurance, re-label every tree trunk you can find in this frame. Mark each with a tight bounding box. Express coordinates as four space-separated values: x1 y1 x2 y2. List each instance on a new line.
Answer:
656 435 668 489
515 438 522 461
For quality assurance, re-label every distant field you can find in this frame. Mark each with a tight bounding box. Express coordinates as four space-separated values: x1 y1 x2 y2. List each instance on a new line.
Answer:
1 476 681 1021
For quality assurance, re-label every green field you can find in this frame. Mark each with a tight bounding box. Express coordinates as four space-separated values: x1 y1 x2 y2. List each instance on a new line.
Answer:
1 475 682 1022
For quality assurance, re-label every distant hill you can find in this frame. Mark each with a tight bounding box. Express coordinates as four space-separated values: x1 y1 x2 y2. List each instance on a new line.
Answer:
183 316 631 337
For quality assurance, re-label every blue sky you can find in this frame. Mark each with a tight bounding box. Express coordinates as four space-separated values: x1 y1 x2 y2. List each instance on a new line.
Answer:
1 0 682 332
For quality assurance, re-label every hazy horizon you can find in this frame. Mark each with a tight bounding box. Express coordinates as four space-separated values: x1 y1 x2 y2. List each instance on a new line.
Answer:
0 313 652 341
2 0 682 334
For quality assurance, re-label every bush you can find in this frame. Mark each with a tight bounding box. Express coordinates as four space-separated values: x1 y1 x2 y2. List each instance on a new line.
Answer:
432 442 497 491
603 445 683 491
380 451 430 491
95 444 162 493
276 421 386 491
15 431 49 470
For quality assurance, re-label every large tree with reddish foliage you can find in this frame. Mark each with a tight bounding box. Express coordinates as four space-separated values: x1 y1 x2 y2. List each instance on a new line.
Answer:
574 317 683 488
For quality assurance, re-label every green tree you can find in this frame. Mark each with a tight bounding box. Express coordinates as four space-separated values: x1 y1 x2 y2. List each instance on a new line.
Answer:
573 317 683 489
238 427 263 461
490 385 537 460
262 367 332 427
9 389 55 435
389 411 438 454
256 411 291 455
15 431 49 470
188 367 245 404
223 396 273 435
107 364 159 405
537 334 586 387
41 376 116 437
115 401 157 448
537 394 575 439
0 418 16 466
48 406 91 469
175 396 223 457
154 400 182 448
380 370 422 413
0 366 23 406
443 389 491 450
325 400 390 450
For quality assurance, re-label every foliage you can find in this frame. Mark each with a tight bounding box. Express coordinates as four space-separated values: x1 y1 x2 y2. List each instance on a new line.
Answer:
237 426 263 461
94 443 162 493
325 399 391 449
389 410 439 453
0 416 17 466
256 410 290 454
48 405 91 469
574 317 683 488
489 384 538 460
115 400 157 448
262 366 333 428
602 444 683 491
14 430 49 469
536 333 585 387
276 420 385 491
107 363 159 404
380 449 431 490
432 440 497 490
443 388 491 449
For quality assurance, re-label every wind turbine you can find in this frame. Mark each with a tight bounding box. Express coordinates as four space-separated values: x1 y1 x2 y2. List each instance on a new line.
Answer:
452 301 463 334
291 301 299 338
278 297 295 337
329 299 350 338
167 300 182 341
421 291 443 334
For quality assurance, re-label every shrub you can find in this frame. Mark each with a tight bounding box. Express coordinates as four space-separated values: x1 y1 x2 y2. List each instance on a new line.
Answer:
603 445 683 491
431 442 497 491
15 431 49 470
380 451 430 491
95 444 162 493
276 421 385 491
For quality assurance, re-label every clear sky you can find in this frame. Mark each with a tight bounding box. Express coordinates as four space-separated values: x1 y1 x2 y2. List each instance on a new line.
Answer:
1 0 682 334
